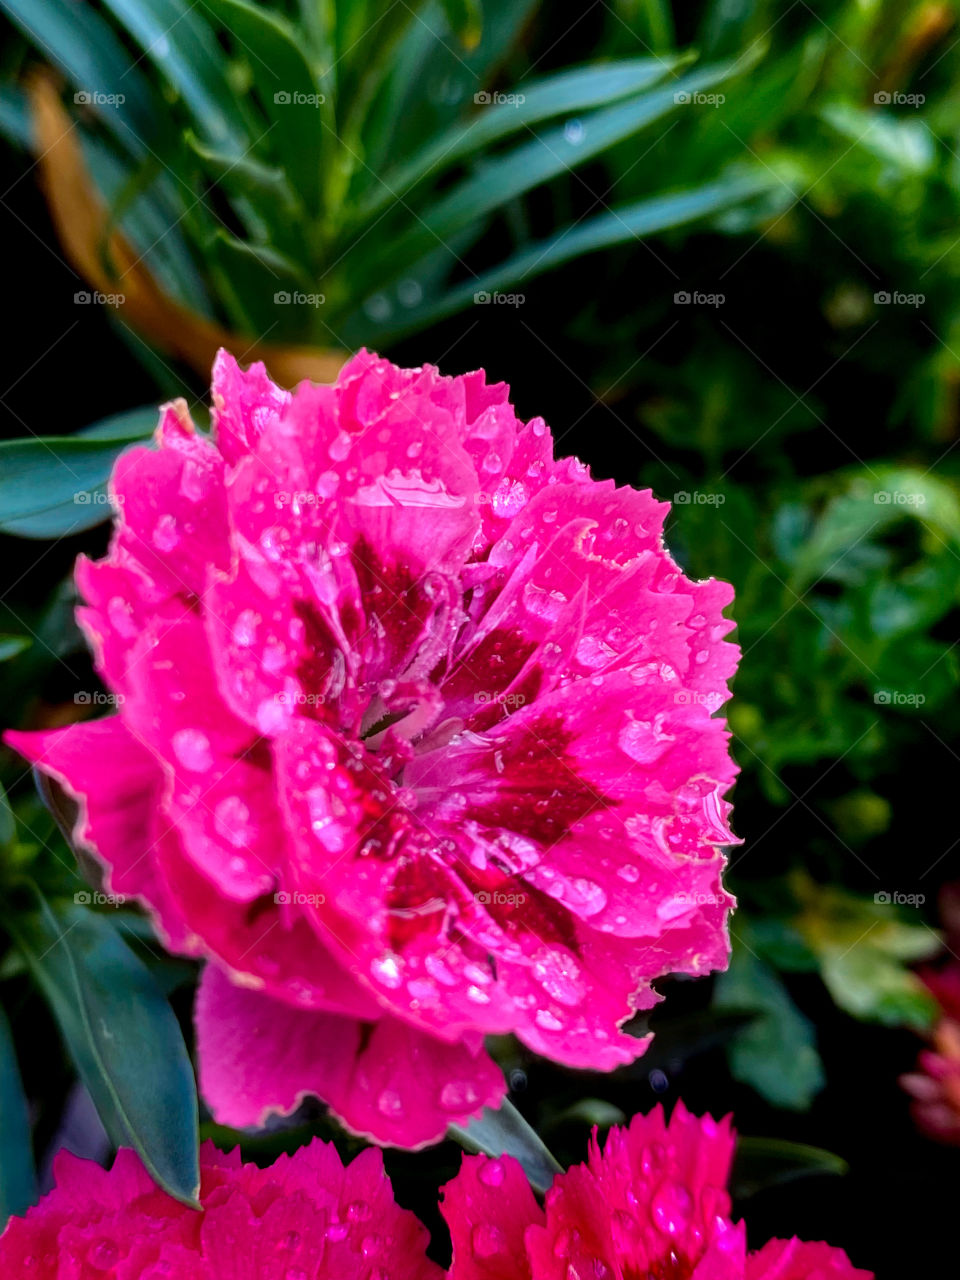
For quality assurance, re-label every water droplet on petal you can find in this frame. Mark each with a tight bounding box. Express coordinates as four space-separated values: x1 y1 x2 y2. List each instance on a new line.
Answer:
651 1182 692 1235
152 514 179 552
377 1089 404 1118
472 1224 504 1258
440 1080 480 1111
478 1158 506 1187
172 728 213 772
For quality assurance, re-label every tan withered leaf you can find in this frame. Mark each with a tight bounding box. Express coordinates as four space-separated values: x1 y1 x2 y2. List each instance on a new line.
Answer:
29 72 345 389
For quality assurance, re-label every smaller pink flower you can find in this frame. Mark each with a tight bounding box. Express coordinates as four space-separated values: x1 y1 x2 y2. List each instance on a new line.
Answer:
0 1138 443 1279
901 962 960 1145
440 1102 871 1280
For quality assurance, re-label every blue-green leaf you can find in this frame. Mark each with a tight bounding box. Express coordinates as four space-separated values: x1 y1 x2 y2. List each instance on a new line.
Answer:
0 636 31 663
98 0 251 153
0 407 157 539
715 943 825 1110
206 0 325 214
732 1137 848 1200
368 60 740 275
449 1098 563 1194
0 1003 36 1226
3 890 199 1206
359 55 690 219
0 0 158 154
347 169 773 344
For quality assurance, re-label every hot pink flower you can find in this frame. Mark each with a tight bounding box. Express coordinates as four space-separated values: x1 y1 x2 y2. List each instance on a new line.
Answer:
901 962 960 1144
6 351 738 1148
441 1103 872 1280
0 1138 442 1279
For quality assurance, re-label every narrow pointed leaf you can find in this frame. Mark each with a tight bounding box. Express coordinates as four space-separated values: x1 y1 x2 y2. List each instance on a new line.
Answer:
0 407 157 538
360 55 690 218
2 890 200 1206
732 1138 848 1200
0 0 158 153
206 0 325 214
449 1098 563 1194
98 0 251 153
364 60 741 278
347 170 775 344
0 1004 36 1226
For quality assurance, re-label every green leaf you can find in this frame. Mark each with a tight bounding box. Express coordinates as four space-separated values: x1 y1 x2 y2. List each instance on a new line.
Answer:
792 877 942 1030
788 469 960 592
0 407 156 539
359 55 689 219
347 169 773 344
549 1098 626 1131
0 1003 36 1226
819 947 938 1030
3 890 200 1205
206 0 325 215
362 0 540 172
0 85 29 150
98 0 251 154
731 1137 847 1200
0 636 31 663
0 783 13 847
0 0 159 155
715 944 825 1110
449 1098 563 1194
366 60 742 279
437 0 483 49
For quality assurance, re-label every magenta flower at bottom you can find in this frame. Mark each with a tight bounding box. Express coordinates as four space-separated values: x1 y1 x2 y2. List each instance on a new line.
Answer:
441 1103 872 1280
0 1139 442 1279
6 349 739 1149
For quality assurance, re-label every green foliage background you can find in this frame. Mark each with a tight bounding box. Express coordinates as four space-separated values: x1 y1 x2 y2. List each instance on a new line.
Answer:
0 0 959 1270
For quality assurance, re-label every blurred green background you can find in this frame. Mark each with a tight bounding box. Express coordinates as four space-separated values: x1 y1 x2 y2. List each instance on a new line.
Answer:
1 2 959 1275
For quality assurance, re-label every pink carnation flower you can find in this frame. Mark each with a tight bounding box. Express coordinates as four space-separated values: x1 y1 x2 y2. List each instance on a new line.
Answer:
0 1138 442 1278
6 351 739 1148
901 963 960 1144
441 1102 872 1280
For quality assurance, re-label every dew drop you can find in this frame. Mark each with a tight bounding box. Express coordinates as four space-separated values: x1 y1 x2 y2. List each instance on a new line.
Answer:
471 1224 504 1258
651 1182 692 1235
377 1089 404 1118
478 1158 505 1187
172 728 213 772
439 1080 480 1111
152 513 179 552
